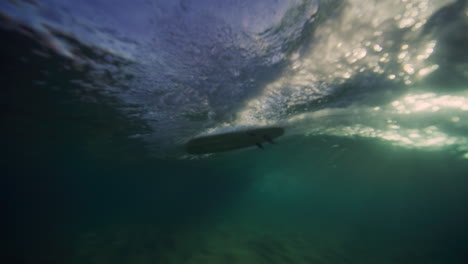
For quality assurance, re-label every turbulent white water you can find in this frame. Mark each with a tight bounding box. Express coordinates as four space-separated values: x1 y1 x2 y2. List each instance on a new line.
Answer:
1 0 467 158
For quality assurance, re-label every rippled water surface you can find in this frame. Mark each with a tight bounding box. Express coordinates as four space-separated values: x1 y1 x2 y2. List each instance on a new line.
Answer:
2 0 468 263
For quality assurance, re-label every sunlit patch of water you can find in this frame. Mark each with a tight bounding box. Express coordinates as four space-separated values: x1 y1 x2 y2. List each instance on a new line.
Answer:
236 0 454 123
280 90 468 158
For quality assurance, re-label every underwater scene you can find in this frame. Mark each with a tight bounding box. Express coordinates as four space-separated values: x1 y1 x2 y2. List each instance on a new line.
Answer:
2 0 468 263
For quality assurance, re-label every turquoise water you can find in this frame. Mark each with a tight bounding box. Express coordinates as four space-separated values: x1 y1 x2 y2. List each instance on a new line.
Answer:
2 0 468 263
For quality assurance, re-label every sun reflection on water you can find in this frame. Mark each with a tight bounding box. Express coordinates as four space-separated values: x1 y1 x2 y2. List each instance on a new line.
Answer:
391 93 468 114
283 90 468 158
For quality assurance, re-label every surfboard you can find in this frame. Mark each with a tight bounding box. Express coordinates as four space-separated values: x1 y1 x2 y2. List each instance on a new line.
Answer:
186 127 285 154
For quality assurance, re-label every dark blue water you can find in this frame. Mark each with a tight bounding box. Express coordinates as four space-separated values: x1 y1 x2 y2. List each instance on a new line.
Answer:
3 0 468 263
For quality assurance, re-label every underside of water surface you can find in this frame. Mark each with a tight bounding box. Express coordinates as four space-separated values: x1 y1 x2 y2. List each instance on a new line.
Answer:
2 0 468 263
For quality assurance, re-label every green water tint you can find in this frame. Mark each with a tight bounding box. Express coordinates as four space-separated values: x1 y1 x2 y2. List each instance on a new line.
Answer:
8 134 467 264
3 1 468 263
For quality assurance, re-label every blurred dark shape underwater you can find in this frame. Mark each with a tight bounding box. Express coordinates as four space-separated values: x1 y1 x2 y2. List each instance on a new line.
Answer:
2 0 468 263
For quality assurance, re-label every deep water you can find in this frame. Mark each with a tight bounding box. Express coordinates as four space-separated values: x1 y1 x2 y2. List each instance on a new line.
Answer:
3 0 468 264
